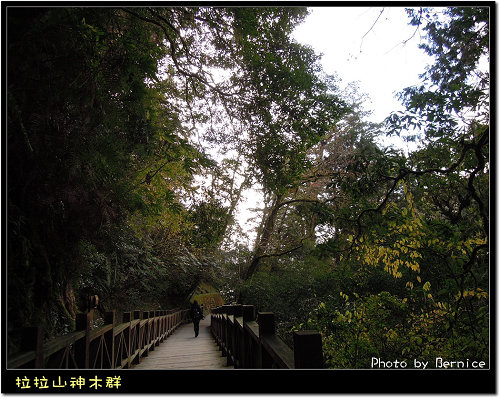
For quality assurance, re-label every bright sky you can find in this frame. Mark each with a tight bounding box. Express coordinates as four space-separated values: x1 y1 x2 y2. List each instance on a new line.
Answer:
292 6 432 124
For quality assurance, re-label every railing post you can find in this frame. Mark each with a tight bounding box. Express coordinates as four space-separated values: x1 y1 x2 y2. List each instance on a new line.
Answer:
258 312 275 335
167 310 173 335
219 306 229 359
104 311 115 368
257 312 275 368
293 331 324 369
152 311 158 349
157 310 162 340
159 310 165 341
75 313 90 368
218 307 224 351
232 304 243 368
21 327 44 368
143 311 150 356
225 305 235 366
242 305 255 322
233 304 243 317
227 304 241 367
152 311 157 346
131 310 142 365
165 310 169 335
165 310 169 334
211 307 222 351
121 312 132 368
134 310 143 363
104 310 115 325
241 305 255 368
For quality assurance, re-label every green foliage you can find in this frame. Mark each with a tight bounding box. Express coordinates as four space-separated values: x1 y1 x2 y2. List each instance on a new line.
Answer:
187 201 231 249
239 260 339 343
238 6 489 369
302 282 488 368
7 7 205 338
7 6 488 369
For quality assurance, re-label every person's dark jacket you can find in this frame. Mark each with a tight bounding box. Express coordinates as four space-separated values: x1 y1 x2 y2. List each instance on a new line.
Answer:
191 302 203 322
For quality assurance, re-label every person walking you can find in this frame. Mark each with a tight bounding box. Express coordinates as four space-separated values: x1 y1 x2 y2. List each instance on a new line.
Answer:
191 300 204 337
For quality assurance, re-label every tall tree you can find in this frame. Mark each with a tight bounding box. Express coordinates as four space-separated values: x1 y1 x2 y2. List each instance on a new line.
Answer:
7 8 172 336
7 6 348 343
300 6 490 367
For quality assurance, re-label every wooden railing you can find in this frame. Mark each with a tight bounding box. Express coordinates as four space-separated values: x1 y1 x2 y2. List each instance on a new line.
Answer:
211 304 323 369
8 308 190 369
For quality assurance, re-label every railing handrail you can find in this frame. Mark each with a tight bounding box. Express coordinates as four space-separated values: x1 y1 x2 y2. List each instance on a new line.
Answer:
210 304 324 369
8 308 191 369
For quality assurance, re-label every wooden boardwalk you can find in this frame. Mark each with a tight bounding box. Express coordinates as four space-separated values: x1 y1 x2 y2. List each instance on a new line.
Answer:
132 315 232 369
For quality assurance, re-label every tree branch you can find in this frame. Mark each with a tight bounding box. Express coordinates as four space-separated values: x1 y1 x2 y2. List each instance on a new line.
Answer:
359 8 385 53
254 241 305 262
120 7 236 98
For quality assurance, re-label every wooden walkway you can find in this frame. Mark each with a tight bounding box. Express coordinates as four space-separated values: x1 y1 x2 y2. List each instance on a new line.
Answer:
132 315 232 369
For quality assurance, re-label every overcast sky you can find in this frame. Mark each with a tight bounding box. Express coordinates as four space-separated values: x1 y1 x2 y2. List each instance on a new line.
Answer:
292 6 433 124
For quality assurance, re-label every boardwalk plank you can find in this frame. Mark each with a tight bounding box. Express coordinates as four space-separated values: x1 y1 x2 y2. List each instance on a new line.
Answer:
132 315 232 370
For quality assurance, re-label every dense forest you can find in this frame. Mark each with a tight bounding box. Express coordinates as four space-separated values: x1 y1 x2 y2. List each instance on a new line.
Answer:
7 6 489 368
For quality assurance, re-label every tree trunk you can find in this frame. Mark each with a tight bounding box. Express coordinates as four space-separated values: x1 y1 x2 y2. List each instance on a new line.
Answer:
244 194 283 280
